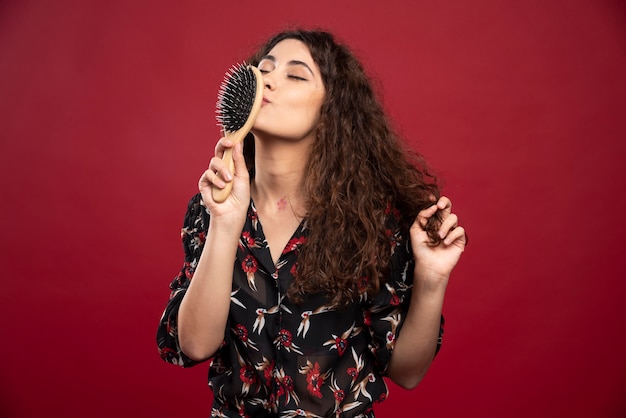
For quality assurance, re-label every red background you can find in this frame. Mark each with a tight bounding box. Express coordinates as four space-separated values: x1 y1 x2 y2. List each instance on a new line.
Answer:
1 1 625 417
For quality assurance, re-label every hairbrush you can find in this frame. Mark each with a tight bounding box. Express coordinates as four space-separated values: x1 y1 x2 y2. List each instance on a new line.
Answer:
212 63 264 202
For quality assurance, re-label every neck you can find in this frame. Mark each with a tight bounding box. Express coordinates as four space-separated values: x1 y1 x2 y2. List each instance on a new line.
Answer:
251 136 310 217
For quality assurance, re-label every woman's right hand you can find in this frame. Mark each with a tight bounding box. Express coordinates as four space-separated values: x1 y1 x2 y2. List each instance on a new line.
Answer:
198 137 250 223
180 137 249 361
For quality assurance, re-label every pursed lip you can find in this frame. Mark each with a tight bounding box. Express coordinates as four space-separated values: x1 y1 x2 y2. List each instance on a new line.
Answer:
262 96 271 104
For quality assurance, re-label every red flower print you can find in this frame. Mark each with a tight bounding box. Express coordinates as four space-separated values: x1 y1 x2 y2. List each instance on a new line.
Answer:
275 329 303 355
384 202 401 220
329 376 351 414
240 365 258 385
390 293 400 306
183 262 194 280
334 388 345 402
347 367 358 380
282 236 307 254
242 255 257 274
235 324 249 342
323 323 354 356
263 360 275 383
363 310 372 326
335 337 348 356
278 329 292 348
283 374 294 393
275 369 300 404
305 362 324 399
357 276 369 293
384 282 401 306
242 255 258 291
240 231 255 250
386 331 395 346
159 346 175 360
249 211 259 230
276 378 285 398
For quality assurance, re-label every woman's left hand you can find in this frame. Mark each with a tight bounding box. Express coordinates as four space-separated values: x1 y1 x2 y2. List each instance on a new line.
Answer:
410 196 467 283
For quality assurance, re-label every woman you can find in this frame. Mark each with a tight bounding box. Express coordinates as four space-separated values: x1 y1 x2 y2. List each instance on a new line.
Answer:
157 29 466 417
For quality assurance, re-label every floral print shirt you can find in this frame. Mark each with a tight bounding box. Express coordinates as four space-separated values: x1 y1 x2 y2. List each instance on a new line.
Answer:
157 193 443 418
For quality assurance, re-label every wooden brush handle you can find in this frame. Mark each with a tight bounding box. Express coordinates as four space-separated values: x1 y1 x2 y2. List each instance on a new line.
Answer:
211 66 264 203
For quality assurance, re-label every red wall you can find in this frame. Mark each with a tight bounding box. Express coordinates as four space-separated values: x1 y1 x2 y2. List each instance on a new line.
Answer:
1 1 625 417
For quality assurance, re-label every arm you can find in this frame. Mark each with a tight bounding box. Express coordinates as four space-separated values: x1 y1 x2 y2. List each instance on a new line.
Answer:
177 140 251 361
387 197 466 389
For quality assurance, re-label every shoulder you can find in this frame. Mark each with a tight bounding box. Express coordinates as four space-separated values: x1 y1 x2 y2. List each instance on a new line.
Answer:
384 202 414 280
182 193 210 231
184 192 205 214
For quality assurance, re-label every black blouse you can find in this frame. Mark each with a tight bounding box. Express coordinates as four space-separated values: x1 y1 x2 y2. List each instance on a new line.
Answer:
157 193 443 417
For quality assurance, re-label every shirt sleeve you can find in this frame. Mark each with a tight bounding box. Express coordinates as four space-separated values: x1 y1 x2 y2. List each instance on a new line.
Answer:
365 217 444 375
156 193 209 368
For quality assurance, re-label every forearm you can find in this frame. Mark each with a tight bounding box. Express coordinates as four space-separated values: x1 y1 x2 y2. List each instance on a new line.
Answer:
387 274 448 389
177 221 240 361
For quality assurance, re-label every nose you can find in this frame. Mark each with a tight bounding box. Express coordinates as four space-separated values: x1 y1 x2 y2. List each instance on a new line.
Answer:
262 71 275 91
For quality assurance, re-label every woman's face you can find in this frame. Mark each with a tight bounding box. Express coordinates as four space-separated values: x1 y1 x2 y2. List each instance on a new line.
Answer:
252 39 325 142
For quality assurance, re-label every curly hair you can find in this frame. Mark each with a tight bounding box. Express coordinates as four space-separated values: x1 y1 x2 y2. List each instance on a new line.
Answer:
243 29 442 307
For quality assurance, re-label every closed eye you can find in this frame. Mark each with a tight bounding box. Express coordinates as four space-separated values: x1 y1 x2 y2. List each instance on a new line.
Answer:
288 75 307 81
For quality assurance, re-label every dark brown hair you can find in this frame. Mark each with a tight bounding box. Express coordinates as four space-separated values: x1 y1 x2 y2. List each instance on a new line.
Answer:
245 29 441 306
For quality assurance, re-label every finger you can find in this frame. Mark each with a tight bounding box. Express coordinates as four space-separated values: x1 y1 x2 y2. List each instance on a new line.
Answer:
198 170 210 191
200 167 225 191
443 226 466 246
437 196 452 213
415 203 439 229
208 155 233 185
198 167 219 189
438 213 459 239
214 137 234 158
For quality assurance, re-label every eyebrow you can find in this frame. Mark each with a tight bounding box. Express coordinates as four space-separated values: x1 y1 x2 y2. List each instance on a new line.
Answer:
258 55 315 76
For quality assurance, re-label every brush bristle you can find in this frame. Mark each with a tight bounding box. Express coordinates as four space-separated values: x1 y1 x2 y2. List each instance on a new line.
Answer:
216 63 258 133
